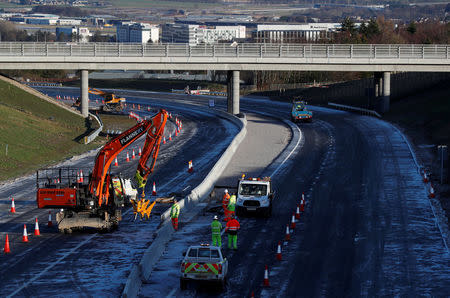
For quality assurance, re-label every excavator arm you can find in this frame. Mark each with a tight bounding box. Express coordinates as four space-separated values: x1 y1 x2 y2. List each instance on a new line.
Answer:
89 109 168 206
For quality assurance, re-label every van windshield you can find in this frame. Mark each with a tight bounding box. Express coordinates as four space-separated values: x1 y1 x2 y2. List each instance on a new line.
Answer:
239 184 267 196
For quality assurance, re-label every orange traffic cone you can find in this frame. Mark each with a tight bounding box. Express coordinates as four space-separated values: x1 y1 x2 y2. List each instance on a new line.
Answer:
169 133 172 141
76 171 80 183
300 193 305 212
163 136 166 144
429 185 436 198
132 149 136 159
152 182 157 196
175 129 178 137
423 170 429 183
295 204 300 219
114 157 119 167
23 224 29 242
138 104 141 110
10 197 16 213
188 160 193 173
80 170 84 183
285 224 290 241
126 152 130 162
263 265 270 287
250 291 255 298
34 218 40 236
48 211 53 227
290 213 296 229
4 234 10 254
276 241 282 261
138 147 142 156
179 121 182 130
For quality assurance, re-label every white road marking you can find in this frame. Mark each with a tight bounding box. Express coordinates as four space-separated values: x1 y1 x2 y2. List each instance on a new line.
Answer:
166 287 177 297
270 121 303 177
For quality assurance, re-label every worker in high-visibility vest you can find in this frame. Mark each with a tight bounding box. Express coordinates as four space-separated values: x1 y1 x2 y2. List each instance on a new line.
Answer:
170 199 180 230
225 215 240 250
225 194 236 222
211 215 222 247
222 189 230 213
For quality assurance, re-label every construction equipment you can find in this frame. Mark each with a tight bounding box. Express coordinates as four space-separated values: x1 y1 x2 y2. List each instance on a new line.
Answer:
89 88 126 112
36 110 168 233
291 98 312 123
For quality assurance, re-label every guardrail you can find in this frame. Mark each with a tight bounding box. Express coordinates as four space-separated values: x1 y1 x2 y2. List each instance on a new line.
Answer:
0 42 448 60
328 102 382 118
84 112 103 144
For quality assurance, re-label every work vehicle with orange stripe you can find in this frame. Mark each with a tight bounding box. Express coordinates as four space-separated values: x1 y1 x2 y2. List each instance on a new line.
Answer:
180 244 228 290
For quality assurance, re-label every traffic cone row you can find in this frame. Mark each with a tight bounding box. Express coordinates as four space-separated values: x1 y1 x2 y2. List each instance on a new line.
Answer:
4 216 49 253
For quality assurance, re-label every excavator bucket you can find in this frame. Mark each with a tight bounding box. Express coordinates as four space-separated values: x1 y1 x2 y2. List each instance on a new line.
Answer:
131 198 157 220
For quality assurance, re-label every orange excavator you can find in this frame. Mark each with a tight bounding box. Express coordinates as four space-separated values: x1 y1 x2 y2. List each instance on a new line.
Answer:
36 110 168 233
88 88 126 112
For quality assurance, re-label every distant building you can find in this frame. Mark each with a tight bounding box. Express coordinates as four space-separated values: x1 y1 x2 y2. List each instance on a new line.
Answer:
162 23 246 45
25 14 59 25
254 23 341 43
57 19 82 26
116 23 159 43
56 26 91 42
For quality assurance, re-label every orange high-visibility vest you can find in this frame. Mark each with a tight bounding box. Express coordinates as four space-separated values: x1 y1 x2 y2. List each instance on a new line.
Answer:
222 193 230 206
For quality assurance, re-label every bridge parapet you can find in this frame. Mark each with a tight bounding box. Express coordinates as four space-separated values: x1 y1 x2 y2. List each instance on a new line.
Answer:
0 43 448 60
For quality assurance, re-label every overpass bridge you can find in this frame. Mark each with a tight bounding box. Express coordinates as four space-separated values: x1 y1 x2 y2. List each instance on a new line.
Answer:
0 42 448 116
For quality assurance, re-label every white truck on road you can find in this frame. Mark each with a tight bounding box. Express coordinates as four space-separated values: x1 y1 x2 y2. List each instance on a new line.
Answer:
235 177 274 218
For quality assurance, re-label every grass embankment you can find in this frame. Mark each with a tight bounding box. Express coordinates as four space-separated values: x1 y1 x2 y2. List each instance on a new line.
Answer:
0 80 97 181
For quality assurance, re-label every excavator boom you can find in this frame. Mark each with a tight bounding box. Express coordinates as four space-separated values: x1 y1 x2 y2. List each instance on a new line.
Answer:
89 110 168 205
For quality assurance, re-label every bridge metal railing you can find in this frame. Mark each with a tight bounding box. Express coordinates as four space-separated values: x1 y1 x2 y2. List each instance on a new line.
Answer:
0 42 448 60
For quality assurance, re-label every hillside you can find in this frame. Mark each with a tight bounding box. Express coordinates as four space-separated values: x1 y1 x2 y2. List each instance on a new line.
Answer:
0 79 96 181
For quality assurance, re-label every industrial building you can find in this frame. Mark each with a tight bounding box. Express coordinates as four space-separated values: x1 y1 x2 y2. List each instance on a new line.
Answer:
254 23 341 43
116 23 159 43
162 23 246 46
56 27 91 42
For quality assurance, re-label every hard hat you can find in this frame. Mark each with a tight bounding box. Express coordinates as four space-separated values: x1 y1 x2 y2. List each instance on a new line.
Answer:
224 189 228 193
214 215 218 220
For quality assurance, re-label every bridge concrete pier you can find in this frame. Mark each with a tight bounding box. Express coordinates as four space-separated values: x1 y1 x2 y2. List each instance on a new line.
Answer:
227 70 240 115
373 71 390 113
381 71 391 113
80 69 89 118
